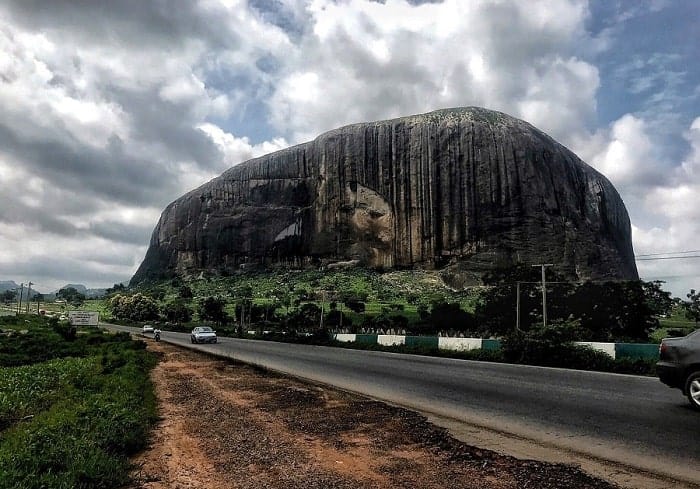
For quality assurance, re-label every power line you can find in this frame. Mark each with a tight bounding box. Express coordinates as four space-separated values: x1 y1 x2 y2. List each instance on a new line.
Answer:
636 255 700 261
635 249 700 257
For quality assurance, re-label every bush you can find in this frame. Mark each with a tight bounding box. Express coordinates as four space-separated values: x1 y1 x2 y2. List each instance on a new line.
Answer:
52 322 77 341
501 318 588 366
109 293 160 322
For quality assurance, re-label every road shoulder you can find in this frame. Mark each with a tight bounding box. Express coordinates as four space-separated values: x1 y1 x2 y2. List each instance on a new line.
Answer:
129 341 619 489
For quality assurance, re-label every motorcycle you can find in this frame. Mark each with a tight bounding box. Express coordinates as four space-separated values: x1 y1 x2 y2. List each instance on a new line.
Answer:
154 329 161 342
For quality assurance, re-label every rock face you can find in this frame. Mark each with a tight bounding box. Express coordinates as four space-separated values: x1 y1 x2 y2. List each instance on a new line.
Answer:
132 107 638 284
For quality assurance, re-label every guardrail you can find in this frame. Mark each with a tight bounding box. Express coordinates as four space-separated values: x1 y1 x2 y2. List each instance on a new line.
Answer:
333 334 659 360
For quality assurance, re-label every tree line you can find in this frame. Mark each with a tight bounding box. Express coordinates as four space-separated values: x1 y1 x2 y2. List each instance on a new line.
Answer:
106 266 699 343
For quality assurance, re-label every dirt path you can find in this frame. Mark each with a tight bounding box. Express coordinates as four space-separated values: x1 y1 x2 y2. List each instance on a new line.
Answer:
129 342 618 489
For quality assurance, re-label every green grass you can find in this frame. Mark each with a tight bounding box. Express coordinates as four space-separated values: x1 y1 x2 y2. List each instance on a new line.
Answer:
650 304 698 342
0 315 157 488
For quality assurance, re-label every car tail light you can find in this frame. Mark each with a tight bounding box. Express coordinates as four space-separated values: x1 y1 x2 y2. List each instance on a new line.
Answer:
659 342 667 356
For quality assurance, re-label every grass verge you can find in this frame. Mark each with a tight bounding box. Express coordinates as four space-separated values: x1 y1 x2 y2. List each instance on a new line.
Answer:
0 315 157 489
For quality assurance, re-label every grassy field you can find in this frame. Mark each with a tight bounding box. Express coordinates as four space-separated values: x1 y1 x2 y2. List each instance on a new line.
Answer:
651 304 698 342
0 315 157 488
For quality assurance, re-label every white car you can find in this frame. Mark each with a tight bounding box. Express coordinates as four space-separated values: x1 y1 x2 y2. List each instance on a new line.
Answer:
191 326 217 344
142 325 154 334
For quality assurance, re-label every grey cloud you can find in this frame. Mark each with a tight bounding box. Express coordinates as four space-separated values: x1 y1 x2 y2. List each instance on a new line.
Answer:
79 249 141 268
108 86 224 170
0 256 132 289
0 199 79 237
0 121 181 208
1 0 240 51
0 79 230 211
88 221 154 246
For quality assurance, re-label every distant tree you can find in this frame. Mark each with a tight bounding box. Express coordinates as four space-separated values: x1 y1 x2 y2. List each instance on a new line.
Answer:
324 309 353 329
130 294 159 321
344 299 365 314
642 280 674 317
417 304 430 321
685 289 700 325
57 287 86 305
146 287 166 301
287 303 321 330
568 281 655 342
280 293 292 315
428 302 477 333
106 283 126 295
162 301 192 323
199 296 228 325
178 285 193 299
1 290 16 303
369 313 407 332
475 265 656 341
109 293 159 321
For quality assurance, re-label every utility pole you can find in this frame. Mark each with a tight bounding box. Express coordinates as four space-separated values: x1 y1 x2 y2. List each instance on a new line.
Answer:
17 283 24 314
516 282 521 331
531 265 553 328
319 290 325 330
26 282 33 314
339 301 343 332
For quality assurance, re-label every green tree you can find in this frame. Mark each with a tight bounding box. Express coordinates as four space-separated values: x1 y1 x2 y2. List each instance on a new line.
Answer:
568 281 655 342
162 301 192 323
427 302 477 334
343 299 365 314
199 296 228 325
178 285 193 299
475 265 656 341
324 309 353 329
109 293 159 321
105 283 126 295
685 289 700 324
369 313 407 332
642 280 673 317
1 290 16 303
57 287 86 305
287 303 321 330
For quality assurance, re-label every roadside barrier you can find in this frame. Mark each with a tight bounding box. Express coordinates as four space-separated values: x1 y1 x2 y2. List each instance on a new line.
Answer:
332 334 659 360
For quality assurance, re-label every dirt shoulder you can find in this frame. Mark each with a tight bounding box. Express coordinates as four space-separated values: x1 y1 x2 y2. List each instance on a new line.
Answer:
129 341 622 489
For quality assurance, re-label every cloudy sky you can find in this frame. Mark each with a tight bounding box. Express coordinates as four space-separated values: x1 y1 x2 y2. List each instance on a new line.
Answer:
0 0 698 297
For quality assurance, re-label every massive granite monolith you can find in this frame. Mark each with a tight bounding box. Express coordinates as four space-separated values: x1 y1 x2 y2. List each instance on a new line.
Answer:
131 107 638 284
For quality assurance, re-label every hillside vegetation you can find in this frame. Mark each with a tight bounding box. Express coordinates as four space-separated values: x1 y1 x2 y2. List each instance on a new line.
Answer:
113 267 697 343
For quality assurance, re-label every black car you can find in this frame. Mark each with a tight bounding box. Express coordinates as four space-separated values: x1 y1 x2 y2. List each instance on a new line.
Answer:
657 330 700 410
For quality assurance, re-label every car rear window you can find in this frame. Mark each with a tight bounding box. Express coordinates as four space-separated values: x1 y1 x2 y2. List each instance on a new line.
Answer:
200 327 212 332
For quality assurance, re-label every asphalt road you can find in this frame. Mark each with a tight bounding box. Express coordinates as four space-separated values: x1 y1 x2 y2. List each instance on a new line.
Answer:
105 324 700 485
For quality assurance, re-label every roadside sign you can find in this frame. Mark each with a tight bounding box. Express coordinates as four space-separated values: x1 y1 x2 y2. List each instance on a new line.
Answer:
68 311 99 326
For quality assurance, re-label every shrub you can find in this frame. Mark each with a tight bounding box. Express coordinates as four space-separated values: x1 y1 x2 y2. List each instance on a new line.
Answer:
501 318 587 366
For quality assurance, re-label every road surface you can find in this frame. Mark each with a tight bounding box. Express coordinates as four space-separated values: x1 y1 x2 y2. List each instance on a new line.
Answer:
105 325 700 487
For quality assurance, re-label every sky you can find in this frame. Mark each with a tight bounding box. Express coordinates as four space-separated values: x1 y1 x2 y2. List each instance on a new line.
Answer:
0 0 698 297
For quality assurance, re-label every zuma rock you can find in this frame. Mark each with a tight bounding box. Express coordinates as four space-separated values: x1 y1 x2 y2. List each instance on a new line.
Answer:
132 107 638 284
